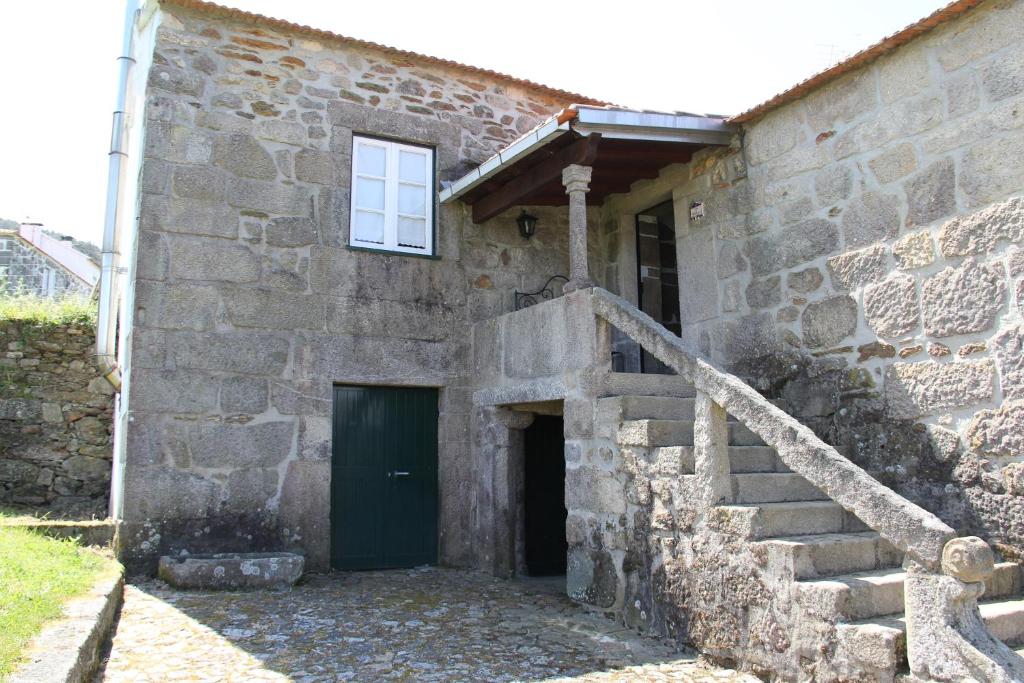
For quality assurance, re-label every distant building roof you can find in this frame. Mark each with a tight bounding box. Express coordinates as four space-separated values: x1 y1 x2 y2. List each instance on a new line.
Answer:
5 224 101 288
157 0 609 106
729 0 986 124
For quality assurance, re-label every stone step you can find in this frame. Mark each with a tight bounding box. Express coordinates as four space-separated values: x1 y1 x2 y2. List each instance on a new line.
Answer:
732 473 829 504
649 445 785 475
598 395 696 421
729 446 786 473
718 501 863 539
754 531 903 580
729 422 766 446
601 373 696 398
836 596 1024 674
617 419 693 447
798 563 1021 622
982 598 1024 645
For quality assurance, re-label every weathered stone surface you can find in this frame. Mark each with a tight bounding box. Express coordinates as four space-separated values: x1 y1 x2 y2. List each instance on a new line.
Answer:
171 165 225 202
170 332 290 375
717 242 747 279
254 120 306 146
224 288 325 331
565 467 625 515
938 196 1024 257
184 421 294 468
168 235 260 282
864 275 919 338
804 68 877 129
884 359 995 419
747 219 839 276
326 298 454 341
129 369 220 414
869 143 917 183
226 177 312 214
960 133 1024 207
827 244 889 290
220 376 269 414
212 133 277 180
893 231 935 270
745 109 801 165
745 275 781 309
717 312 779 364
965 401 1024 459
992 325 1024 399
857 341 896 362
904 158 956 227
294 149 340 185
265 217 316 247
922 258 1005 337
841 192 901 248
133 281 220 331
801 295 858 348
787 267 823 294
814 164 853 204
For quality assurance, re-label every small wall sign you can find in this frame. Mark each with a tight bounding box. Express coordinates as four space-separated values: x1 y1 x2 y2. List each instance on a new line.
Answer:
689 201 705 222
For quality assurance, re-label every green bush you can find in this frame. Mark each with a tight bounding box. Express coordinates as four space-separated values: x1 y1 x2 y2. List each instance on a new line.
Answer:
0 291 96 327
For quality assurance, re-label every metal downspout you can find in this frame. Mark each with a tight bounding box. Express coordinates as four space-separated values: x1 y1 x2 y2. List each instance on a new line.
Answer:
96 0 140 391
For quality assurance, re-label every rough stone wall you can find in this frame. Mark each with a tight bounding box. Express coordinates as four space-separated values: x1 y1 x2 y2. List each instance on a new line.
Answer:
120 5 606 572
0 320 114 517
641 0 1024 556
0 233 90 297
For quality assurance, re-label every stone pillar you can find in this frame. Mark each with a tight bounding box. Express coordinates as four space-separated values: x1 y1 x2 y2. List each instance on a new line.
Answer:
693 390 732 506
562 164 594 292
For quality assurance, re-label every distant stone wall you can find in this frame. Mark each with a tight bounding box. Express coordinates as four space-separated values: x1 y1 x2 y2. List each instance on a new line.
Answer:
0 232 90 297
626 0 1024 554
0 320 114 517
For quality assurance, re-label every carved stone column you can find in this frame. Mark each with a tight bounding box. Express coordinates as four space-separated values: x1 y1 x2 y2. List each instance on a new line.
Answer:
562 164 594 292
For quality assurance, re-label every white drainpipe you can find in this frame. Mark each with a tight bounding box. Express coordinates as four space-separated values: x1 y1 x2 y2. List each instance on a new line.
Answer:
96 0 141 391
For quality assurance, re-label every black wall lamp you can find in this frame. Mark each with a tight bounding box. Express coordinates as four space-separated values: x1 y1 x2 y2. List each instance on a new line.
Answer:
516 209 538 240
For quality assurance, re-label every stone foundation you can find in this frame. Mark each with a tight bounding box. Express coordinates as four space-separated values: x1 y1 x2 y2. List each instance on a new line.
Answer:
0 319 113 517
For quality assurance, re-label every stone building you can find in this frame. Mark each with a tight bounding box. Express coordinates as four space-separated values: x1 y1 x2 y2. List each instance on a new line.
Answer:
0 224 99 297
104 0 1024 679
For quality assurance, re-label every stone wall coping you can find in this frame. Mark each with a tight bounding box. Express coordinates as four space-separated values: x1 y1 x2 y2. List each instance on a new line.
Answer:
589 287 957 569
8 563 124 683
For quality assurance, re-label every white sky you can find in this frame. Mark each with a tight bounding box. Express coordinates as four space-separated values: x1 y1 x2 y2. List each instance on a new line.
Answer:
0 0 947 245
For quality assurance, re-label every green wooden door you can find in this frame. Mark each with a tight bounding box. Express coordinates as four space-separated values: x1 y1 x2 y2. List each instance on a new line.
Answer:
331 385 438 570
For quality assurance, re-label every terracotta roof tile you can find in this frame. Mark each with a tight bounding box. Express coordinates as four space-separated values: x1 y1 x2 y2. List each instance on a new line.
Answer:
157 0 608 106
729 0 986 124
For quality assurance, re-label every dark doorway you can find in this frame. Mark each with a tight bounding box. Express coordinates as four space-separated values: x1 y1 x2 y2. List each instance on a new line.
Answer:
523 415 567 576
330 385 438 570
636 200 680 374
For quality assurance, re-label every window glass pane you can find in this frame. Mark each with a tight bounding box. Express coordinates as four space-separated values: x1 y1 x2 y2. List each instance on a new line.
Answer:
399 150 427 183
398 183 426 216
353 210 385 244
397 217 426 248
357 143 386 176
355 177 385 210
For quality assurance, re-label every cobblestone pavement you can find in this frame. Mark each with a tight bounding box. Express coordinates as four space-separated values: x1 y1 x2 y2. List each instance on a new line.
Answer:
96 567 758 682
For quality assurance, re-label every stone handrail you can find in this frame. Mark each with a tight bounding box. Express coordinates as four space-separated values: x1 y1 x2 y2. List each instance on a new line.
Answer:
589 287 956 571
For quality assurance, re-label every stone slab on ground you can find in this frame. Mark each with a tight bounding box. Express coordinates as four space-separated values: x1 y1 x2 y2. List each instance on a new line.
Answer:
157 552 304 590
9 562 123 683
96 567 757 682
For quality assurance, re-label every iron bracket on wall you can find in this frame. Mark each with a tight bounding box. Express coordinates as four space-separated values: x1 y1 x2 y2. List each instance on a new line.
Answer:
514 275 568 311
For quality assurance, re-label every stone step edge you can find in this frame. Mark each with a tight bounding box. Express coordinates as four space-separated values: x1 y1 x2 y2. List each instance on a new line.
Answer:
797 562 1022 608
841 597 1024 642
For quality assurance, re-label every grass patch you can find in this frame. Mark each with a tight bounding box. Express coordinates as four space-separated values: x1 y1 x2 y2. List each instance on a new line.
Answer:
0 526 110 678
0 291 96 327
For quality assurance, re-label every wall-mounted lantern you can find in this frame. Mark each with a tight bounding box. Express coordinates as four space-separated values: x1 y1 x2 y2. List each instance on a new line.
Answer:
516 209 539 240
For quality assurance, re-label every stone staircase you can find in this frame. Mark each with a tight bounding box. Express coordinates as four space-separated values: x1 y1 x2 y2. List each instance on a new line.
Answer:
601 389 1024 679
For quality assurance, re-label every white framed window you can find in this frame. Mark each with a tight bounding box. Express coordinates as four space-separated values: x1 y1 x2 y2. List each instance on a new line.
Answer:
349 135 435 256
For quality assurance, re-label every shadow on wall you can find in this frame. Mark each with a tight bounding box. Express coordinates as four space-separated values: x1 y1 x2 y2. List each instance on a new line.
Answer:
727 349 1024 559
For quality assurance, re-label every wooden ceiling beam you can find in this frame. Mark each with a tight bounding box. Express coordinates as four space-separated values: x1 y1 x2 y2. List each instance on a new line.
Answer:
471 134 601 224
